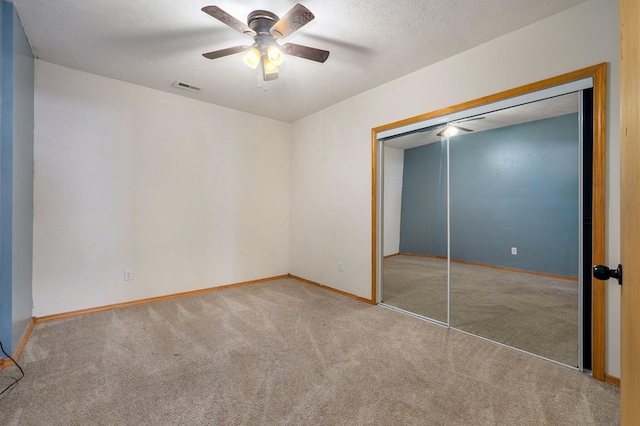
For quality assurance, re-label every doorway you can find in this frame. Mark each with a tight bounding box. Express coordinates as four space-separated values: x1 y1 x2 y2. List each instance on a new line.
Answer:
371 64 607 377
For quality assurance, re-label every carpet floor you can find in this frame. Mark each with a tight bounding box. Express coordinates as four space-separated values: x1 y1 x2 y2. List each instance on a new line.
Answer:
0 278 618 425
383 255 579 367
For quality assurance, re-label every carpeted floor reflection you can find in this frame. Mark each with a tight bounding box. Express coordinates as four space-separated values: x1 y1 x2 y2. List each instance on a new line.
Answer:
382 255 579 366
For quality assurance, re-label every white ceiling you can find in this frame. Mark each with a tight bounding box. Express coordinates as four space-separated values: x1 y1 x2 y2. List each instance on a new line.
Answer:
14 0 585 123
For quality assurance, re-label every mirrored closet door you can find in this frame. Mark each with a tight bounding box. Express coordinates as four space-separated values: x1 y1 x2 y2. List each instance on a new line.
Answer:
379 81 593 369
382 135 448 323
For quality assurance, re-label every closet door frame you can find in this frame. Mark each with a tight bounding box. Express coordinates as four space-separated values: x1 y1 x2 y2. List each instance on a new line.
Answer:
371 63 608 381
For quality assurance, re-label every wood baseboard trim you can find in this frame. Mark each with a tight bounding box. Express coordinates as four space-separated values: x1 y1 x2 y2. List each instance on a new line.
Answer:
395 253 579 282
604 374 621 387
397 252 445 260
0 317 35 370
288 274 375 305
35 275 290 323
13 318 35 361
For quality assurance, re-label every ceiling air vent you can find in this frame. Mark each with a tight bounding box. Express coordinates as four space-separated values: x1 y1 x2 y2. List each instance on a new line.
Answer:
172 80 201 93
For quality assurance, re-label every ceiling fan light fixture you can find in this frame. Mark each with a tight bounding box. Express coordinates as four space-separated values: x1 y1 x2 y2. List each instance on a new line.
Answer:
262 57 279 81
442 125 459 138
267 44 284 66
243 47 261 69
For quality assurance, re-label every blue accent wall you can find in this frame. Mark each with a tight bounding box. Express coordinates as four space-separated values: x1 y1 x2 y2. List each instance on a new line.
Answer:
0 2 34 356
0 0 12 355
399 114 579 277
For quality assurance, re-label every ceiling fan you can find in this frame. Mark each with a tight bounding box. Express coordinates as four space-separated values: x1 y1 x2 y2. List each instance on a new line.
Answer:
201 3 330 82
432 117 487 137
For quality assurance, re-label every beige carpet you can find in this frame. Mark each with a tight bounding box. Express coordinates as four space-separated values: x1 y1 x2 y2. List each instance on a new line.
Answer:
383 255 579 367
0 278 617 425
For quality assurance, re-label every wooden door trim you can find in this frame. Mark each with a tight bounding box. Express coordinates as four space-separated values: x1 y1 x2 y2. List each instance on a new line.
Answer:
620 0 639 421
590 63 608 381
371 62 608 380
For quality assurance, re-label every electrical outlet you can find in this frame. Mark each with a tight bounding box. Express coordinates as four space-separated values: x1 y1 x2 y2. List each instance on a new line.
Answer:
511 247 517 255
338 261 343 272
124 269 133 281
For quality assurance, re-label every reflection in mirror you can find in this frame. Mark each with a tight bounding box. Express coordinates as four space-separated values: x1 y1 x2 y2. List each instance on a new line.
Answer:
449 93 580 367
380 92 582 367
381 133 448 323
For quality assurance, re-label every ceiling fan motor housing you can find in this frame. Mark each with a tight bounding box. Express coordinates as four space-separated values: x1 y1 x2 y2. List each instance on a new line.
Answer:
248 10 279 35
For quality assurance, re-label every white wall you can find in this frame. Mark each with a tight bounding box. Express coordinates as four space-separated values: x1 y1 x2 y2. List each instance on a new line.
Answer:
383 147 404 256
289 0 621 376
33 61 291 317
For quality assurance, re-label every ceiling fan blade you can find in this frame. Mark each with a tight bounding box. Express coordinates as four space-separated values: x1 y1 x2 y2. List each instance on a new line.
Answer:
270 3 315 39
282 43 329 63
202 6 256 37
436 126 474 137
202 45 248 60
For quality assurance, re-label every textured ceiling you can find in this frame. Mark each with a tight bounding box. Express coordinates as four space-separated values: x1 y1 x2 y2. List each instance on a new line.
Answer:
14 0 585 123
